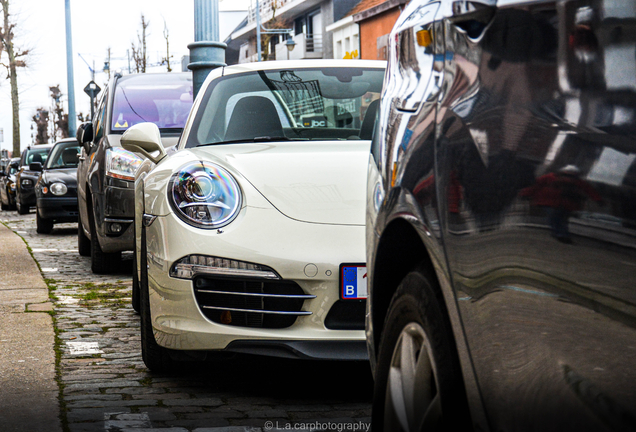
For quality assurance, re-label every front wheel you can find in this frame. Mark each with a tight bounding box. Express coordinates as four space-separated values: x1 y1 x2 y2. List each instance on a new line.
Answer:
131 226 140 313
16 198 29 215
36 212 54 234
77 215 91 257
372 265 470 432
140 225 174 373
89 212 121 274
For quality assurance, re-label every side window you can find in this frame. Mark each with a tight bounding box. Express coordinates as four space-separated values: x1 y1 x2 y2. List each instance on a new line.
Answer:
93 89 109 141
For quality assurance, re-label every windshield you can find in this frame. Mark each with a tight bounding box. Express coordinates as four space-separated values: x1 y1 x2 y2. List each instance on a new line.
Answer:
24 148 51 166
111 74 193 132
186 67 385 148
45 142 81 169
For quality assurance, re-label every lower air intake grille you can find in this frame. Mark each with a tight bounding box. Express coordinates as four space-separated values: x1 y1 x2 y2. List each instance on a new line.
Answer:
193 276 315 329
324 300 366 330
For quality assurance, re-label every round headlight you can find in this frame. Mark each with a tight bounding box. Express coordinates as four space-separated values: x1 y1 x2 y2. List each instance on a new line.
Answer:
169 162 242 229
50 182 68 196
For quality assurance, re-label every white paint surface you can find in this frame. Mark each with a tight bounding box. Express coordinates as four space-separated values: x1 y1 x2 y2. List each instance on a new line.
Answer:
66 341 103 355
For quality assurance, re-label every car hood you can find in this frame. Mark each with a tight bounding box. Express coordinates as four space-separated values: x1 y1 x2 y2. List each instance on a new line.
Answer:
191 141 371 225
42 168 77 187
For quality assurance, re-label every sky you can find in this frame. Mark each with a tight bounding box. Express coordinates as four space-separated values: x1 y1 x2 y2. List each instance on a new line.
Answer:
0 0 251 155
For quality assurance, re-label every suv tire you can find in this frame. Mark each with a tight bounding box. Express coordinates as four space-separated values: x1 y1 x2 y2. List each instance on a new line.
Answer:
372 264 470 432
89 211 121 274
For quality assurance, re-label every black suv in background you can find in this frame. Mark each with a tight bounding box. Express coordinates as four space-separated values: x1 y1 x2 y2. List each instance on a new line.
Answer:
15 144 54 215
367 0 636 431
76 72 193 274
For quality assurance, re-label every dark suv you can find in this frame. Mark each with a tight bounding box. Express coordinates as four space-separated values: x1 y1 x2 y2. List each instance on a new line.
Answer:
76 72 193 274
367 0 636 431
15 144 54 215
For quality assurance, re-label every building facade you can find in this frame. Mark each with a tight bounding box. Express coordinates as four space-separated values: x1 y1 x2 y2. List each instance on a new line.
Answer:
227 0 364 63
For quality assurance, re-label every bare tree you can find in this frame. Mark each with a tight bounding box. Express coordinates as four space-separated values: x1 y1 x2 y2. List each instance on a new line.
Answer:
131 14 149 73
260 0 289 61
49 85 69 140
161 19 172 72
0 0 29 156
31 108 49 144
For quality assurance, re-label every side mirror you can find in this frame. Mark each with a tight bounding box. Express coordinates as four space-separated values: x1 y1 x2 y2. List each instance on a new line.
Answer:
0 171 5 177
121 122 167 164
29 162 43 172
76 122 94 153
9 161 19 169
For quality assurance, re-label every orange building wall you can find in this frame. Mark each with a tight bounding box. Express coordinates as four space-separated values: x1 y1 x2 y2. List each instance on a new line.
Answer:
359 8 402 60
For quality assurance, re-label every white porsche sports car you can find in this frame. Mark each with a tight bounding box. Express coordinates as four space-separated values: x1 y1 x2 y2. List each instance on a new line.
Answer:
122 60 385 371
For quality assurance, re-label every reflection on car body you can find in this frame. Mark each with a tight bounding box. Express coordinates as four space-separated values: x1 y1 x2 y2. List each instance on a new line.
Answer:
121 60 386 373
367 0 636 431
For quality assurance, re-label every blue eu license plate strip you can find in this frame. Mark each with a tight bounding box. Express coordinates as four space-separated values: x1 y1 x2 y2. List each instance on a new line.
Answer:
340 264 368 300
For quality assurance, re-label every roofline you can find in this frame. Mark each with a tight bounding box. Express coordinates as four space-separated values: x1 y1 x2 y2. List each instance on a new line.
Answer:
221 59 386 75
326 15 356 32
352 0 409 23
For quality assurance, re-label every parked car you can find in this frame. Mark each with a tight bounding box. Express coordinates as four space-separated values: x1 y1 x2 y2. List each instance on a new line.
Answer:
121 60 386 372
366 0 636 431
15 144 54 215
32 138 80 234
0 157 20 210
75 72 193 273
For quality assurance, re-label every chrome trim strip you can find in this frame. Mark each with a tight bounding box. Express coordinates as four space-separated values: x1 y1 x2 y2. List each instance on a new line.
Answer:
200 305 312 316
183 266 280 280
104 218 134 223
195 289 316 299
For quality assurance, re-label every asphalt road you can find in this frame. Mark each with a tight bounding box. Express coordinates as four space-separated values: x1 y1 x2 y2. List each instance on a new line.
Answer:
0 210 373 432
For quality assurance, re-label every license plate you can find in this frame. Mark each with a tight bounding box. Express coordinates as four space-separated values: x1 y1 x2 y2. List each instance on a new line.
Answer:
340 264 368 300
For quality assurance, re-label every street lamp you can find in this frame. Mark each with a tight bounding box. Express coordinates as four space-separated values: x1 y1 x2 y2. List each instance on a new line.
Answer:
285 38 296 60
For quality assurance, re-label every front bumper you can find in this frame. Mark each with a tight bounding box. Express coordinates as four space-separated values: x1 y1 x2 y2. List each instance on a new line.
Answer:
19 187 36 207
146 206 368 360
37 196 78 222
96 179 135 253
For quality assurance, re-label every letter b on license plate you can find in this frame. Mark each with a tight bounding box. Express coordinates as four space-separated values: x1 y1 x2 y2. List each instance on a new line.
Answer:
340 264 368 300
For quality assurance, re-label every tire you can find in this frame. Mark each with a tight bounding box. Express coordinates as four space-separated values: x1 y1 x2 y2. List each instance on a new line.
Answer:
139 225 174 372
131 222 140 313
89 211 121 274
77 214 91 257
36 211 54 234
16 198 29 215
371 265 470 432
